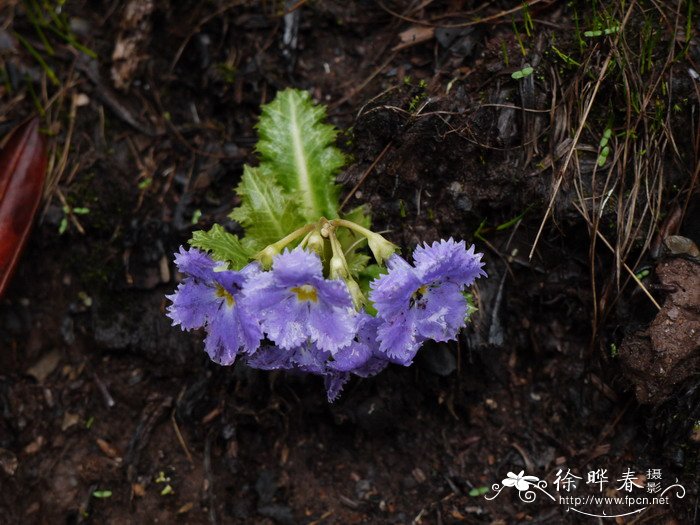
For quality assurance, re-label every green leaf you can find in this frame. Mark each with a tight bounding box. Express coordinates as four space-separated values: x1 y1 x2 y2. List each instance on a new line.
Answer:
230 165 305 252
256 88 345 221
189 224 251 269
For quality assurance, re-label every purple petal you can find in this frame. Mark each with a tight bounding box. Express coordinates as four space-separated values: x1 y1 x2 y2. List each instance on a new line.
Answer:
203 308 241 365
351 356 388 378
211 266 246 293
237 304 264 352
308 304 357 353
293 343 330 374
376 310 422 365
414 282 468 342
314 278 353 309
413 238 486 286
247 346 294 370
166 280 219 330
328 339 372 372
272 248 323 287
173 246 216 281
369 255 421 319
261 295 309 350
325 372 350 402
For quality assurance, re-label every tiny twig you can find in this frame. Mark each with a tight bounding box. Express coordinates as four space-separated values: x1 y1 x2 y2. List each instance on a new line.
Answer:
340 142 392 211
92 372 115 408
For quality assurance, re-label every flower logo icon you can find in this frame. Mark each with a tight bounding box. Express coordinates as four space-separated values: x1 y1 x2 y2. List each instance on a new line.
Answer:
502 471 540 492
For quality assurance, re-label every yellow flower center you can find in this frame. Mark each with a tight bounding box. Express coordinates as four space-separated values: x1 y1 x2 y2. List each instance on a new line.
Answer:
409 285 428 308
413 285 428 300
215 285 235 307
291 284 318 303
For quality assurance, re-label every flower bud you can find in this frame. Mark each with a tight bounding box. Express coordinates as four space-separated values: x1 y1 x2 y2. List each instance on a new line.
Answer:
329 255 348 280
345 278 365 309
256 245 278 269
367 232 398 266
306 230 325 255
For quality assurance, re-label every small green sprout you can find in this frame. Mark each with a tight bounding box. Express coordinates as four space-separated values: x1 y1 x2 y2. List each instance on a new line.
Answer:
584 25 620 37
138 177 152 190
92 490 112 499
469 486 490 497
85 416 95 429
191 209 203 225
610 343 618 358
155 471 170 484
635 268 650 280
59 205 90 234
596 128 613 167
551 46 581 67
160 485 174 496
511 66 534 80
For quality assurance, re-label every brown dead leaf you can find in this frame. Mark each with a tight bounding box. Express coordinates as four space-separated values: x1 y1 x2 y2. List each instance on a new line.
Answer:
26 350 61 383
61 412 80 431
96 438 121 460
23 436 44 455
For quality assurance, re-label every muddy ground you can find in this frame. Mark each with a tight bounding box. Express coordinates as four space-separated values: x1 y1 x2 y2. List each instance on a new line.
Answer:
0 1 699 524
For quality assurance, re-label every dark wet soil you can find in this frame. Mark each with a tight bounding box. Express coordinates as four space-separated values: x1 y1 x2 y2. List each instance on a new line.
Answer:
1 1 699 524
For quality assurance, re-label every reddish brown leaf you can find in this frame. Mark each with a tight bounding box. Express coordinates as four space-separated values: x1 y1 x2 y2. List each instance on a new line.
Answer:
0 118 48 297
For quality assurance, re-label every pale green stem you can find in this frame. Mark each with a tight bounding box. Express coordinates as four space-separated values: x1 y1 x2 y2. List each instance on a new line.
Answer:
272 223 315 250
328 229 365 309
255 223 315 267
331 218 375 238
331 218 398 266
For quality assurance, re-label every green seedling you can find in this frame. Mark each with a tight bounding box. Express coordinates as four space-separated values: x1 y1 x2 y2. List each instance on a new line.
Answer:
511 66 533 80
596 128 613 167
635 268 650 280
469 486 490 497
59 205 89 234
551 45 581 67
155 471 170 484
92 490 112 499
584 25 620 37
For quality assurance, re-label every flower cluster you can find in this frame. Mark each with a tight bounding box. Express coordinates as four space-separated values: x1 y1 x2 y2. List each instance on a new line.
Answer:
167 238 485 401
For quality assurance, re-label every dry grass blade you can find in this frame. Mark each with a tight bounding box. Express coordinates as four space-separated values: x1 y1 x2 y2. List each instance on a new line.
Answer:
528 0 638 262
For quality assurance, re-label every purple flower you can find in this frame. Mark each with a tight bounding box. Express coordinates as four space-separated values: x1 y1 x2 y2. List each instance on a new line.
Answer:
245 345 293 371
243 247 357 353
369 239 485 365
328 313 386 375
166 247 263 365
325 372 350 402
292 342 331 374
244 314 390 402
